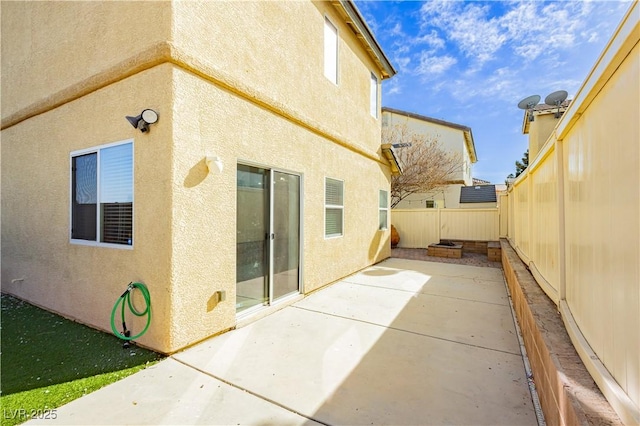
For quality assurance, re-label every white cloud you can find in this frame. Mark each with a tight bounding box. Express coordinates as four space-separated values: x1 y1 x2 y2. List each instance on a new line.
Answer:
389 22 403 37
411 30 446 49
445 4 506 63
414 0 627 67
419 1 506 65
383 78 403 96
416 51 457 76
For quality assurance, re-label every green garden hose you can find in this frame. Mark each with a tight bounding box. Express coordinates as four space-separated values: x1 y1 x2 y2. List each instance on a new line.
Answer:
110 282 151 341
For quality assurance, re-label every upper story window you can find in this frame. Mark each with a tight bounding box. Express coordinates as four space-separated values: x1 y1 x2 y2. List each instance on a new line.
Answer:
324 17 338 84
370 72 379 118
71 140 133 247
325 177 344 238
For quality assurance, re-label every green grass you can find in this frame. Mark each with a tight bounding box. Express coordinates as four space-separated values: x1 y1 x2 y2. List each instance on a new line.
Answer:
1 294 164 426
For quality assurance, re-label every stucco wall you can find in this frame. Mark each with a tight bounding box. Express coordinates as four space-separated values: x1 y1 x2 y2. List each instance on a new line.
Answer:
0 1 172 124
168 66 391 350
1 65 175 352
2 1 392 354
382 112 470 184
171 1 382 156
528 113 557 160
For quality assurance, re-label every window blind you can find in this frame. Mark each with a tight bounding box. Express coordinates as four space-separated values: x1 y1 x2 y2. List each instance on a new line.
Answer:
100 143 133 245
325 178 344 237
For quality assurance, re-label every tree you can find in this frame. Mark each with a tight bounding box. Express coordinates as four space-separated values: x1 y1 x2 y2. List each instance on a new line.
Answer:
383 123 462 208
506 149 529 184
515 149 529 177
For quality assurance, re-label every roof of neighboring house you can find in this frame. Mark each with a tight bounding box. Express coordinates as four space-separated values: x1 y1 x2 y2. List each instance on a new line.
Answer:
332 1 397 79
381 107 477 163
473 177 491 185
460 185 497 203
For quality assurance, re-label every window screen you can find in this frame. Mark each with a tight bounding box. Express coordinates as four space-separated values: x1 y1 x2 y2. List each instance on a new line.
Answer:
72 153 97 241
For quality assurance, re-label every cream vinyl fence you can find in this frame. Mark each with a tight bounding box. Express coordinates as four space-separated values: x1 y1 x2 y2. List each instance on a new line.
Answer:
391 208 499 248
506 6 639 423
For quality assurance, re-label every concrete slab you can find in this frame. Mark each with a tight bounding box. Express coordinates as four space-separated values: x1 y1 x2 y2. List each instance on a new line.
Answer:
295 281 520 354
29 258 537 425
368 257 506 282
175 307 536 425
341 259 509 306
27 358 317 425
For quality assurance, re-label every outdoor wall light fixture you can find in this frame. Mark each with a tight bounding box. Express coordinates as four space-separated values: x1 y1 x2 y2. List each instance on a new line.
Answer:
206 155 224 174
126 109 159 133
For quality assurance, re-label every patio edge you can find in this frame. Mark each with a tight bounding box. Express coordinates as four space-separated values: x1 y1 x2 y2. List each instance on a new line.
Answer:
500 239 622 426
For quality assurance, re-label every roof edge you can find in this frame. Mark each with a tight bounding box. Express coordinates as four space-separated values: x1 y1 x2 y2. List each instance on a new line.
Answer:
382 107 477 163
333 1 397 79
380 144 402 175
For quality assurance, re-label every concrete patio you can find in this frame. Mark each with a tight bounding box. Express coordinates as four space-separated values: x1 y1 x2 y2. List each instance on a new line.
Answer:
30 258 538 425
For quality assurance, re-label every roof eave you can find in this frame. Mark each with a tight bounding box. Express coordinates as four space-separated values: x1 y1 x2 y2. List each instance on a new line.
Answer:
463 130 477 163
381 144 402 175
332 1 397 79
522 112 530 134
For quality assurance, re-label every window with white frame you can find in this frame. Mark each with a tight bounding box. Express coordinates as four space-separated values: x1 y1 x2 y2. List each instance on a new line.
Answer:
379 190 388 230
325 177 344 237
324 17 338 84
370 72 378 118
71 140 133 247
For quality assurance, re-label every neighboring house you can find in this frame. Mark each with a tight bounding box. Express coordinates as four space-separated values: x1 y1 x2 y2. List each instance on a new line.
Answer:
522 101 570 160
472 177 491 185
381 107 477 209
459 185 498 209
1 1 396 354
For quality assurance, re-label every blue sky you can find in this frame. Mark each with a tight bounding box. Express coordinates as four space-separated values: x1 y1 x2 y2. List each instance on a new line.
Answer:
356 0 633 183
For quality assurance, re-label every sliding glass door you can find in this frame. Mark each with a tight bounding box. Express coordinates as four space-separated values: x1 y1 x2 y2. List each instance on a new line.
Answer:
236 165 300 315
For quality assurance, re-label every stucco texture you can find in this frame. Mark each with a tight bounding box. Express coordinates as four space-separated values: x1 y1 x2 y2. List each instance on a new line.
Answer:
0 1 172 126
171 1 383 156
168 65 391 350
2 1 393 353
382 111 473 185
1 65 175 352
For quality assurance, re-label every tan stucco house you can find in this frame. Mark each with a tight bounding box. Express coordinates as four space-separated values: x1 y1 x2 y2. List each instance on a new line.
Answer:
1 1 396 354
521 100 570 160
382 107 478 209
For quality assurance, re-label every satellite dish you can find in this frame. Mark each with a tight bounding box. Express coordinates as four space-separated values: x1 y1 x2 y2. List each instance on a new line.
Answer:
517 94 540 122
545 90 568 118
517 95 541 110
545 90 568 106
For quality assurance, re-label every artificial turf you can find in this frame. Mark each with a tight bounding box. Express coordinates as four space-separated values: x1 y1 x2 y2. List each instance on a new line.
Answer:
0 294 164 426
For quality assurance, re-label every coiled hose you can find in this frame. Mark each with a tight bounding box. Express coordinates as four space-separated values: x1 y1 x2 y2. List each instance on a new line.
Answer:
110 282 151 341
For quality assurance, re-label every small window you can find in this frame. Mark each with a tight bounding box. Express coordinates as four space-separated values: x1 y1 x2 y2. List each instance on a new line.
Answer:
426 200 436 208
379 190 388 230
324 17 338 84
370 73 378 118
325 177 344 237
71 140 133 247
